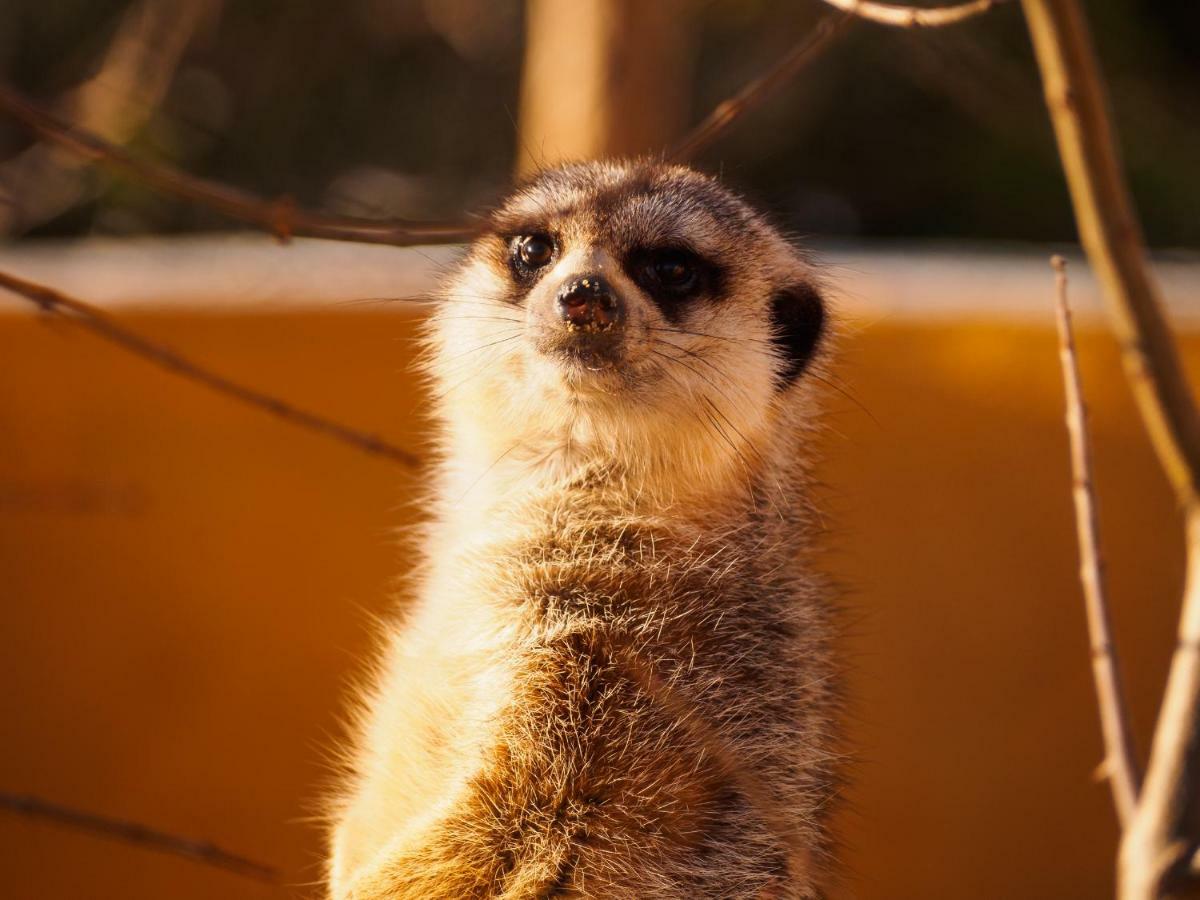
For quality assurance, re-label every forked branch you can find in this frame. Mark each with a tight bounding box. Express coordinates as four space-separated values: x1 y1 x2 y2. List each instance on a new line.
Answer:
0 791 277 882
1022 1 1200 896
0 269 420 468
1021 2 1200 510
1050 255 1141 827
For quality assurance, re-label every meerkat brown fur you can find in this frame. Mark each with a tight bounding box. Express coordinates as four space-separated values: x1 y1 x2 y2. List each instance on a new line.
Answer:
328 160 837 899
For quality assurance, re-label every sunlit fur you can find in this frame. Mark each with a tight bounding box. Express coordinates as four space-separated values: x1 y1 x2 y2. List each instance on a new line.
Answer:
327 160 839 899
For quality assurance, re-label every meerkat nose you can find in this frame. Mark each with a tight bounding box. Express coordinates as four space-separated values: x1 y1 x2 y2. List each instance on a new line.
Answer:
556 274 622 332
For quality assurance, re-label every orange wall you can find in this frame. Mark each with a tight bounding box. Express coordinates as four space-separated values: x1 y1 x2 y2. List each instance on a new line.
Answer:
0 311 1189 899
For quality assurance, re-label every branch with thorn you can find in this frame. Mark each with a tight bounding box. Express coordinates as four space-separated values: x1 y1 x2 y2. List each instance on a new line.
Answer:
1050 255 1142 828
0 269 420 468
1023 1 1200 896
0 791 278 882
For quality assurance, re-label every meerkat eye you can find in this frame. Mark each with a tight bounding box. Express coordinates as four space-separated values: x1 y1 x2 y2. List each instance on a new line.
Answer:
641 249 699 293
647 250 697 290
513 234 555 270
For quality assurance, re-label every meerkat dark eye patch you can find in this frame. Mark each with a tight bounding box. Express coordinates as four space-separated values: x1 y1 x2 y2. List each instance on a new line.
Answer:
625 246 722 321
769 282 825 387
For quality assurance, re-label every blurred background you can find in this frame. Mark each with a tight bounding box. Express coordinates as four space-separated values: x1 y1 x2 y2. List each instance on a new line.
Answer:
1 1 1199 898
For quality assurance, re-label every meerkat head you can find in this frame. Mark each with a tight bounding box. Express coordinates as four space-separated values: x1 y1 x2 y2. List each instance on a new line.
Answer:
427 159 828 510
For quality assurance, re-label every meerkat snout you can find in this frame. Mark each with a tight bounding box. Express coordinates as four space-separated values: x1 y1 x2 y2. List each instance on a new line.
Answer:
555 274 622 332
536 267 627 368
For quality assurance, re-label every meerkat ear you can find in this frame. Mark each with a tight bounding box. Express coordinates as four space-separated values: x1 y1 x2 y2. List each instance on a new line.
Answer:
769 280 826 387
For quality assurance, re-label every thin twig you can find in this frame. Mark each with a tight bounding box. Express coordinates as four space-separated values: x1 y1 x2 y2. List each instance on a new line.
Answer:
1051 255 1141 828
813 0 1011 27
1022 1 1200 896
0 0 216 235
0 269 420 468
669 13 853 162
1020 5 1200 509
0 83 477 247
0 790 278 882
671 0 1009 161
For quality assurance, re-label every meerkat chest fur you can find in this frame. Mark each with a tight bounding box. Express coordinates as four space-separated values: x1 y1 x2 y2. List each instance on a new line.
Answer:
329 160 836 900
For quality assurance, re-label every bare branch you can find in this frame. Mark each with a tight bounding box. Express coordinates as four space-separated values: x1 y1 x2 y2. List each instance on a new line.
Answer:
1051 255 1141 828
0 269 420 468
670 1 1010 161
0 790 278 882
0 83 477 247
1021 1 1200 896
669 13 853 162
1021 4 1200 510
0 0 219 235
813 0 1011 27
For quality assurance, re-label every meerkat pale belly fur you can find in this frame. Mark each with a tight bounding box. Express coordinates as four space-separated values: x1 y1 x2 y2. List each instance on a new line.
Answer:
328 160 838 899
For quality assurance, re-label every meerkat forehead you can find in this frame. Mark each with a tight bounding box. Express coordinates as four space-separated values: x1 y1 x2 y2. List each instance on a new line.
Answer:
490 160 775 263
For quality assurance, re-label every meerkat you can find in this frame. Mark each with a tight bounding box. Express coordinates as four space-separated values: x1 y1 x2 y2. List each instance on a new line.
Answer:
327 159 837 899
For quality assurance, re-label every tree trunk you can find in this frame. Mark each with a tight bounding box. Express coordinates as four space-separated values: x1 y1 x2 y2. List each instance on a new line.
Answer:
516 0 693 176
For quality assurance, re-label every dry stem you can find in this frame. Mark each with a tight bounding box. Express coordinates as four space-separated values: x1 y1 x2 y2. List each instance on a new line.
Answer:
1020 2 1200 510
0 83 476 247
669 13 853 162
1050 255 1141 827
0 269 420 468
814 0 1010 28
1022 1 1200 896
0 0 216 235
0 791 277 882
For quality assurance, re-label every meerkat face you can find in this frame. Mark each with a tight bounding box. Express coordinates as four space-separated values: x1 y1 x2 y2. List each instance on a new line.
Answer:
428 160 826 502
